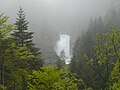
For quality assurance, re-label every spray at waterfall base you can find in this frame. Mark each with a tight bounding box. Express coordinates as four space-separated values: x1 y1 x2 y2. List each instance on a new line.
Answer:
54 34 72 64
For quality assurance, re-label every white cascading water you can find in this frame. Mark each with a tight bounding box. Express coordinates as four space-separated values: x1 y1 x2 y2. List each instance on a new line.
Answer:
54 34 71 64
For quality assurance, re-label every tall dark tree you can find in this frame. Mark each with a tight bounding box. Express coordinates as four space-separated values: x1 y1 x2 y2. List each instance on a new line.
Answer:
13 7 43 90
0 12 33 90
14 7 33 46
14 7 44 69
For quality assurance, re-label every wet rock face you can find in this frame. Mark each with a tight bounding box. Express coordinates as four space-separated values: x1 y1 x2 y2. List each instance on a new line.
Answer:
54 34 71 64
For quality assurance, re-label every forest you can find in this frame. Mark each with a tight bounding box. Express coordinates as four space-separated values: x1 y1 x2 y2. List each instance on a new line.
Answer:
0 0 120 90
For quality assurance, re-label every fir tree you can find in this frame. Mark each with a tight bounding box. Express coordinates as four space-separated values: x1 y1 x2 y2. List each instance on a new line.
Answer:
14 7 43 69
13 7 43 90
14 7 33 46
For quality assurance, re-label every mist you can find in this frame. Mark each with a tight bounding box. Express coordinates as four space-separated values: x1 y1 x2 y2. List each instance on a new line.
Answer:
0 0 113 64
0 0 112 33
1 0 120 89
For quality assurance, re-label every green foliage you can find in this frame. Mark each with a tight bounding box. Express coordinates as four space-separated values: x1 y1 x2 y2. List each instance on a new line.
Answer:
11 7 44 89
1 3 120 90
0 13 14 39
0 84 7 90
0 12 15 89
13 7 43 70
86 28 120 89
28 66 78 90
108 60 120 90
70 31 100 89
70 8 120 89
0 12 35 90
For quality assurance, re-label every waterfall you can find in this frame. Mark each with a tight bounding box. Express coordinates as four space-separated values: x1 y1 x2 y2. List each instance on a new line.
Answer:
54 34 71 64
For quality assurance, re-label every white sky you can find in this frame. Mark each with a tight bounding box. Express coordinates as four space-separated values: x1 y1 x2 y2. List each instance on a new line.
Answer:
0 0 113 39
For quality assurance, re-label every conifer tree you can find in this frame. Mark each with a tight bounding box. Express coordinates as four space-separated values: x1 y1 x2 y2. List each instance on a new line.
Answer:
0 12 14 88
14 7 33 46
0 12 33 90
13 7 43 90
14 7 43 69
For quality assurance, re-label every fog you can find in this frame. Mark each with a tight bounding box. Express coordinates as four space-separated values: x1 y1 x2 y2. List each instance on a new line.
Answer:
0 0 112 33
0 0 114 64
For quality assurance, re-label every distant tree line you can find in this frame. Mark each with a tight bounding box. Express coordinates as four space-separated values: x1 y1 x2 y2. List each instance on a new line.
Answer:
70 7 120 90
0 7 81 90
0 6 120 90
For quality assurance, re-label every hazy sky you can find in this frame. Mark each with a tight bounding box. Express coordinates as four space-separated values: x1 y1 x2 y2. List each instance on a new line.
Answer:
0 0 113 40
0 0 115 63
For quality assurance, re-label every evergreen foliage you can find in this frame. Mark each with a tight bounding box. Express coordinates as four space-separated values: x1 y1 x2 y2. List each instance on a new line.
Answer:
13 7 44 70
1 4 120 90
28 65 91 90
0 12 34 90
12 7 44 90
70 7 120 89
